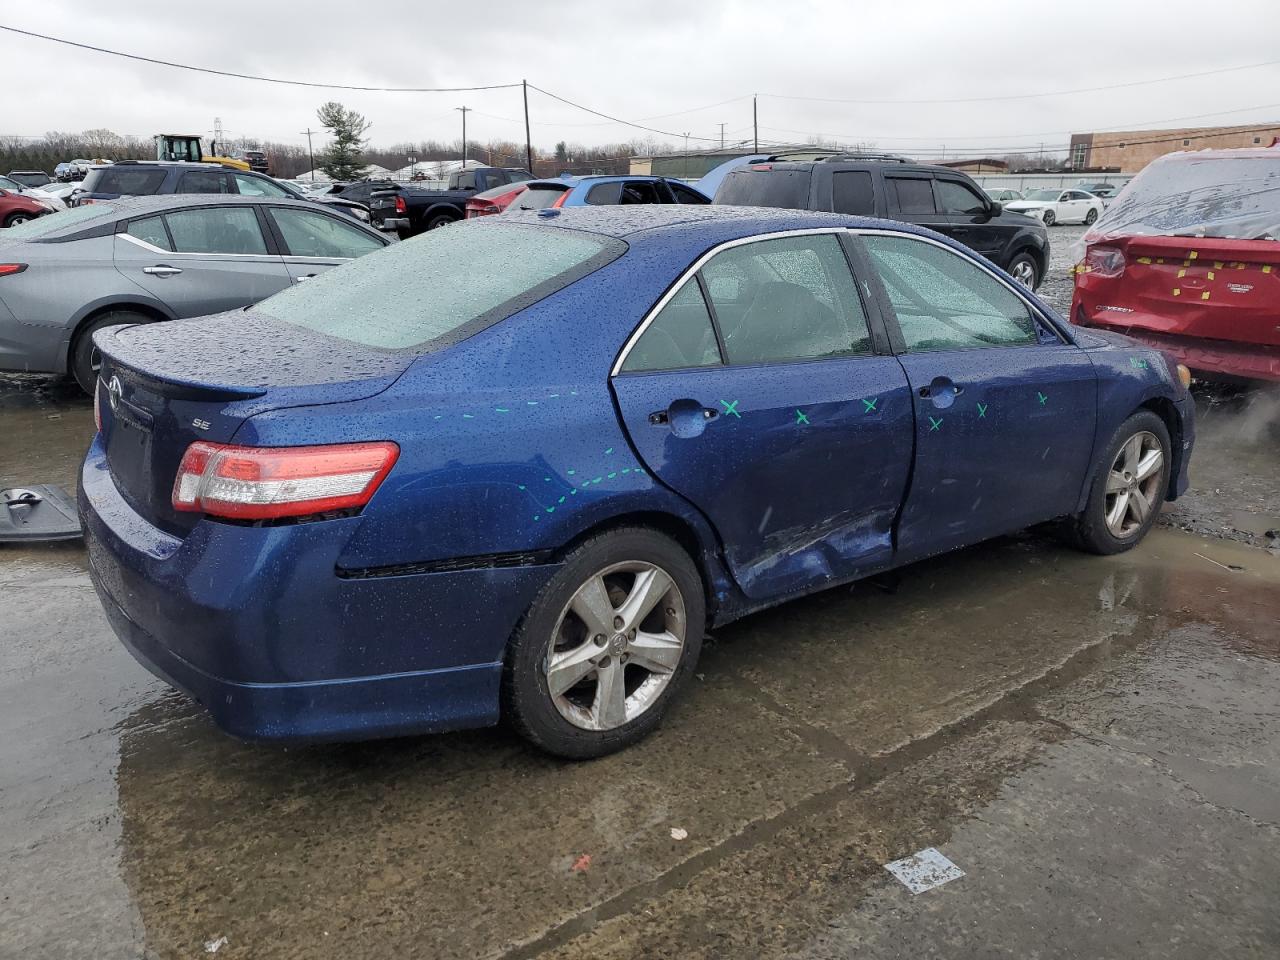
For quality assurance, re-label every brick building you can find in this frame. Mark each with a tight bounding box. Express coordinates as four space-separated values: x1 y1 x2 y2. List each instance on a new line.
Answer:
1069 123 1280 173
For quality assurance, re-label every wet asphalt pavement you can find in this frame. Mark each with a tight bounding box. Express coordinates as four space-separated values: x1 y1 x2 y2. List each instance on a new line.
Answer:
2 225 1279 959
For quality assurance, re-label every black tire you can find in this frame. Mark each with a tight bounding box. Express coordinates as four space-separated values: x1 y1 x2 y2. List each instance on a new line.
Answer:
1084 208 1099 225
1043 209 1056 227
1068 410 1171 555
71 310 153 394
3 213 32 228
1006 251 1039 290
425 213 456 230
502 527 705 759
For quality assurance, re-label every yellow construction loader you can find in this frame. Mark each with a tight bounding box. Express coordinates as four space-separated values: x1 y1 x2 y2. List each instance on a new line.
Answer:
154 134 251 172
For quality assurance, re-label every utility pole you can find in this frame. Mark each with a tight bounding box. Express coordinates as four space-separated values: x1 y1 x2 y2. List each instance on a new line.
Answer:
683 132 691 179
300 127 316 180
753 95 758 153
456 105 471 167
719 123 726 151
523 79 534 174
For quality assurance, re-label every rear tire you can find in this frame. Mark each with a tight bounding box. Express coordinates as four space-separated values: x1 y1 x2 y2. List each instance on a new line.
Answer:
3 213 32 228
1043 209 1056 227
1068 411 1171 555
502 527 705 759
1084 208 1099 225
425 213 456 230
71 310 153 395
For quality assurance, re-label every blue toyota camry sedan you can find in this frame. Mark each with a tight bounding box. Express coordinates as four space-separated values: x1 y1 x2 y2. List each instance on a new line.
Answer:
80 206 1194 758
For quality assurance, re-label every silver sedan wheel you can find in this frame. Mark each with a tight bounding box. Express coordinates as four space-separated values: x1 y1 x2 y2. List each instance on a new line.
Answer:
545 560 687 732
1010 259 1036 288
1104 430 1164 538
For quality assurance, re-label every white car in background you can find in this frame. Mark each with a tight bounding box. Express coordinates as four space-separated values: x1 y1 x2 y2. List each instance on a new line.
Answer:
1005 188 1105 226
23 182 81 211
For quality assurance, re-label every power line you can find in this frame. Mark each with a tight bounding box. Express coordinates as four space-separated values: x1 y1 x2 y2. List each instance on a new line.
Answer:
0 24 521 92
758 59 1280 105
524 84 721 142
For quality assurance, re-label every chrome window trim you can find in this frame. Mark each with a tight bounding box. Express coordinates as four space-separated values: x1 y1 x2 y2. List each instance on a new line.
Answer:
610 227 851 377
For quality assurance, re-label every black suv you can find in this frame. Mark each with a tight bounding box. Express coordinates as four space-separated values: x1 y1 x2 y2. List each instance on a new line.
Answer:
71 162 371 222
714 154 1050 289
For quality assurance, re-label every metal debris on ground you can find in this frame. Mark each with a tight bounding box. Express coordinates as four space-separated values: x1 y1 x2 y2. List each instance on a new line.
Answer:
670 827 688 841
0 485 82 543
203 935 229 953
884 847 965 894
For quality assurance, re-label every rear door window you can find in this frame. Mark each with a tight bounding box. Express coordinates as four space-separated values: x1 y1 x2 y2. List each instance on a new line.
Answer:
126 215 172 251
95 167 167 195
702 234 873 364
669 183 710 204
165 207 269 255
178 170 231 194
233 173 290 197
621 281 722 372
621 181 667 204
269 207 384 258
832 171 875 215
885 177 936 215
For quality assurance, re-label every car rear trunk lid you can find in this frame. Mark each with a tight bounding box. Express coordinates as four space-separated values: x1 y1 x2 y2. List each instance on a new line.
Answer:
95 309 412 536
1078 234 1280 348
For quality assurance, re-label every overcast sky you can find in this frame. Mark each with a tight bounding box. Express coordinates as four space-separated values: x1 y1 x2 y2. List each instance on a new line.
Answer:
2 0 1279 159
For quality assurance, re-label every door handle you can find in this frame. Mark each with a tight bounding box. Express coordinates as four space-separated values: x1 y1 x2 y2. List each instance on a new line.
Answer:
295 274 317 283
920 377 963 407
143 265 182 277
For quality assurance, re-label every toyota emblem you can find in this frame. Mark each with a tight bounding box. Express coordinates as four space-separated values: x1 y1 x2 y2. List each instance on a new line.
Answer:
107 375 123 414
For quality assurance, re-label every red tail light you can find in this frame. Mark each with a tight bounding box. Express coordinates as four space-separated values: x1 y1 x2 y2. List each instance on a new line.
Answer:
750 163 773 171
0 263 27 276
94 380 102 432
394 195 407 214
467 203 501 218
1084 245 1125 279
172 441 399 520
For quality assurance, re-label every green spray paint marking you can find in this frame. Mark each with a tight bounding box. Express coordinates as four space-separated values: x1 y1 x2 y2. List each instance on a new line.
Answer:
1129 357 1149 369
593 476 603 484
462 413 474 419
567 470 575 476
1037 392 1048 406
928 416 943 432
795 409 810 425
977 402 989 418
558 496 566 504
862 398 878 413
527 400 538 405
720 399 741 418
622 468 631 474
495 407 510 413
608 472 617 479
517 485 526 490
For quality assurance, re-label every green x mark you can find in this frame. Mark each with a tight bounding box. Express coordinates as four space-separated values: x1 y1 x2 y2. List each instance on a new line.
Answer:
861 397 878 413
1037 392 1048 406
928 416 943 432
795 409 810 426
977 402 989 418
720 399 741 418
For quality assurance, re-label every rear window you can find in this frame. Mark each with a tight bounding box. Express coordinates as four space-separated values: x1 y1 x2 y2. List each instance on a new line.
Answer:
715 168 812 209
88 167 167 196
255 222 624 350
509 186 569 211
0 204 116 239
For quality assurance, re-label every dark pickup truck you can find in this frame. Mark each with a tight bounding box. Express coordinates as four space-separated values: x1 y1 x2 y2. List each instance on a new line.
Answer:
371 167 533 237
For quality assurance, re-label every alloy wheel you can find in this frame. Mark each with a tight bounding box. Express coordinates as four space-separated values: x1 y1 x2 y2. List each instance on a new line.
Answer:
1010 260 1036 288
545 560 687 731
9 215 29 225
1104 430 1164 538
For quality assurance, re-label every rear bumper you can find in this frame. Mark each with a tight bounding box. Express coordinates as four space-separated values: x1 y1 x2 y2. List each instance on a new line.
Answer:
78 435 559 742
379 217 410 230
1080 321 1280 383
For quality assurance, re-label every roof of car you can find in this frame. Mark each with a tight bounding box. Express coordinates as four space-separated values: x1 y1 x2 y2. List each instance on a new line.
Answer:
109 160 228 170
501 204 904 242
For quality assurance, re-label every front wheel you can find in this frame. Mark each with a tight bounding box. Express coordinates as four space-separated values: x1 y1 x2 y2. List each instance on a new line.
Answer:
1042 209 1056 227
1006 252 1039 290
3 213 32 228
1084 208 1099 225
503 528 705 758
1068 411 1171 555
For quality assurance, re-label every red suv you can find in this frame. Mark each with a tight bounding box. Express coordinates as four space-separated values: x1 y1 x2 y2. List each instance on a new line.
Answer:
1072 148 1280 383
0 187 52 228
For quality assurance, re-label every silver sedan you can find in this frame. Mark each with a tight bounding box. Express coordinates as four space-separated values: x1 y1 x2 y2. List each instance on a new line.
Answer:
0 195 389 392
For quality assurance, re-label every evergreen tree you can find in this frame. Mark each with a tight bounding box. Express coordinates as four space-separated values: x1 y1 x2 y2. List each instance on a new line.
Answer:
316 102 370 180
